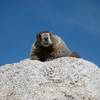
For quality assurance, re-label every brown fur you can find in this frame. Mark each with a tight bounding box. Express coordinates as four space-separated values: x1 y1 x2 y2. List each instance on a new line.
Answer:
30 31 80 61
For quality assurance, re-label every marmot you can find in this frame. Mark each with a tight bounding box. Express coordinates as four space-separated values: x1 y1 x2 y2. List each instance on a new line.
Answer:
30 31 80 61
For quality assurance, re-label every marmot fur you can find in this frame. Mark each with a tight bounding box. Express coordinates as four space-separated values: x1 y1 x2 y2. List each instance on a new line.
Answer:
30 31 80 61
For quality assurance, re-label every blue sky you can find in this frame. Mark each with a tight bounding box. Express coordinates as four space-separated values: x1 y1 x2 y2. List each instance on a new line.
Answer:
0 0 100 66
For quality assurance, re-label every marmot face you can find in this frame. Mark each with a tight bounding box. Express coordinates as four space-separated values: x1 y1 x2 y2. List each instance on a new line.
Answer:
36 32 53 47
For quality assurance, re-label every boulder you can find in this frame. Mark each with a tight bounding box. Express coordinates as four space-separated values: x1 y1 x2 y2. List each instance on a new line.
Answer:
0 57 100 100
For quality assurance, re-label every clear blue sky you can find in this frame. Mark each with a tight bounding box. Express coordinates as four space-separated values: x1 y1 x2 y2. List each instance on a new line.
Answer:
0 0 100 66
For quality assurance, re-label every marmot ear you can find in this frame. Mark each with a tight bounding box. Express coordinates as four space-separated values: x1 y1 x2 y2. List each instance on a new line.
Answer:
49 32 53 37
36 33 41 39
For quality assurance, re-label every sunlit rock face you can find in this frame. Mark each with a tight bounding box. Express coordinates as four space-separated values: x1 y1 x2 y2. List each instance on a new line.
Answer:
0 57 100 100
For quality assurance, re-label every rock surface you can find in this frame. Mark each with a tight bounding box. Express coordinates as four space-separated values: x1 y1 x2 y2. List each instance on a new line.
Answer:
0 57 100 100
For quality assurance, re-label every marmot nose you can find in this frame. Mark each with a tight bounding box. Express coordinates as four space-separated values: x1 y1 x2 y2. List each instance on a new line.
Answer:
44 37 48 41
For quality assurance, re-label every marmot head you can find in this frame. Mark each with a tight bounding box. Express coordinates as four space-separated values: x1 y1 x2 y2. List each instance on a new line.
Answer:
35 31 53 47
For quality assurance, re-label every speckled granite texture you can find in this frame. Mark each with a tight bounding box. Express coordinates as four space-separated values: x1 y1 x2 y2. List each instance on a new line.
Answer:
0 57 100 100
